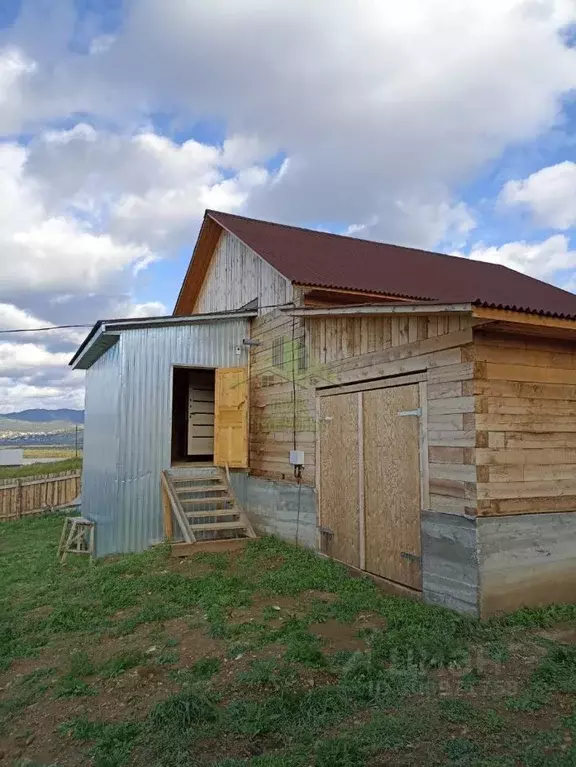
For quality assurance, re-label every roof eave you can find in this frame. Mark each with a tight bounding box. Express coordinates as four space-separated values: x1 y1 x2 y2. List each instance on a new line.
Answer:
70 309 258 370
283 302 473 318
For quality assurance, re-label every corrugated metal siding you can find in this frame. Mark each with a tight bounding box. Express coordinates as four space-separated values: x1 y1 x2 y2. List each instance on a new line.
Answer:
82 341 122 556
83 319 250 555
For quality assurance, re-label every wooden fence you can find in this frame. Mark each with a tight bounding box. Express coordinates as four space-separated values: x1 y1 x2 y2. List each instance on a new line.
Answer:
0 471 81 521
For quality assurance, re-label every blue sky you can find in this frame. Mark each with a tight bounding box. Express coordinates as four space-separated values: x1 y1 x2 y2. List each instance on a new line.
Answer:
0 0 575 410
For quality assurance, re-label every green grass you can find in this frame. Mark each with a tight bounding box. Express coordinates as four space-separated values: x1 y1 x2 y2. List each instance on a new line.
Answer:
0 457 81 480
2 515 576 766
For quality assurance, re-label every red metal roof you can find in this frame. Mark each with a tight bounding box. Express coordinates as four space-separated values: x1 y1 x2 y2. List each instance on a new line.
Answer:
208 210 576 319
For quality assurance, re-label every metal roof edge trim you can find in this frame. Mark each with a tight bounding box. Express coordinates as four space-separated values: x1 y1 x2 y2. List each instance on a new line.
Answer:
472 299 576 320
70 309 258 370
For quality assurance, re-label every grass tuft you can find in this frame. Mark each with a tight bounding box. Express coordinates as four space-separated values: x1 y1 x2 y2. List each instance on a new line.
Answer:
149 689 219 733
100 650 147 678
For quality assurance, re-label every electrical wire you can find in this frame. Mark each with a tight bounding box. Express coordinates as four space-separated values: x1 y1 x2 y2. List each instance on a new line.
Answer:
0 324 93 334
0 301 298 335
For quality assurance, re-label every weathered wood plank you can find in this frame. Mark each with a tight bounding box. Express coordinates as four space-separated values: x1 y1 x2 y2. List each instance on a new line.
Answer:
430 463 476 482
478 478 576 500
476 447 576 465
476 414 576 432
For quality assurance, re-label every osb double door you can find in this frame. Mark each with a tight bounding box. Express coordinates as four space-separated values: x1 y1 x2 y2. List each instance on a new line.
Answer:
318 382 425 590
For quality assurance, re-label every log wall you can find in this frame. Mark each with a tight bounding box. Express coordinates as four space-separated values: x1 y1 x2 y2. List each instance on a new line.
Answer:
473 329 576 517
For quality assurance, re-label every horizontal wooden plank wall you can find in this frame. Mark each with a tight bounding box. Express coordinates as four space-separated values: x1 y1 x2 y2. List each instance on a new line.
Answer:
249 310 476 517
0 472 81 521
473 329 576 516
250 311 314 483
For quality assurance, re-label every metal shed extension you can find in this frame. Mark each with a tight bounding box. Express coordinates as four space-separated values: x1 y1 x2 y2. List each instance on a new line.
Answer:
71 312 255 556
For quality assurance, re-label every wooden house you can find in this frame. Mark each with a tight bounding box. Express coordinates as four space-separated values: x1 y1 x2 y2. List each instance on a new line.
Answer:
175 210 576 617
74 209 576 617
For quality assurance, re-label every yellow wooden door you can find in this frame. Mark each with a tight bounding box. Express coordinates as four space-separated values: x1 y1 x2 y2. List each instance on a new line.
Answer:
214 367 249 468
363 384 422 589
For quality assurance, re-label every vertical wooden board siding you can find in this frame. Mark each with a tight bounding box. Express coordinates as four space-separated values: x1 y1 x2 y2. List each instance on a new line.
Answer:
214 367 249 469
318 392 360 567
357 392 366 570
194 231 292 314
0 474 81 521
306 314 469 366
419 381 430 511
363 384 422 589
474 329 576 516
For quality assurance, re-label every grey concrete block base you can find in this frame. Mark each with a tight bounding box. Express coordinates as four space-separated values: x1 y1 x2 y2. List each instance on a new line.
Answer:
231 473 317 549
421 510 480 616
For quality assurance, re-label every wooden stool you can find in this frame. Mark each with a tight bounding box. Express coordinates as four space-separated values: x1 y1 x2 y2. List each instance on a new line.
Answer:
58 517 95 563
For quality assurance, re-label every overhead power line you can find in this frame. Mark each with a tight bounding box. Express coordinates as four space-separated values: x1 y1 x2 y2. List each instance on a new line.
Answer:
0 301 299 336
0 324 93 334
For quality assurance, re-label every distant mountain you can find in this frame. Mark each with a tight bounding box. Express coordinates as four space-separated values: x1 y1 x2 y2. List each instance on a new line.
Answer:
0 409 85 424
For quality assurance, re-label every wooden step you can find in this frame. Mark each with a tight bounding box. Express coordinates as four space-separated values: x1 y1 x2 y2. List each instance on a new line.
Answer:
179 495 234 506
188 520 246 531
171 473 222 481
163 466 256 547
175 484 227 494
184 509 241 520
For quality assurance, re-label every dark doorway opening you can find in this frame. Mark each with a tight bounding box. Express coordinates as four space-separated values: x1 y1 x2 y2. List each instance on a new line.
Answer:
171 367 216 464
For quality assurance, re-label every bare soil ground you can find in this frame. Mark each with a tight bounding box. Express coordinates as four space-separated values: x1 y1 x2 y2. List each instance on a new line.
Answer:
1 513 576 766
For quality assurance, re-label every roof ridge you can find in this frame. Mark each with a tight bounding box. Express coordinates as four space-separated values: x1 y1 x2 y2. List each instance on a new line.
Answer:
206 208 461 263
208 209 576 294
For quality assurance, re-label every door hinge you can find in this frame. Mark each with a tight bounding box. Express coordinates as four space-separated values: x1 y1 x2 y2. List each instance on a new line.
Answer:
398 408 422 417
401 551 422 565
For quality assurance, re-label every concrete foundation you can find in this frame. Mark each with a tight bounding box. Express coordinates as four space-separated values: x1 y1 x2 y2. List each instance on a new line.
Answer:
421 510 480 616
231 473 317 549
232 475 576 618
478 512 576 617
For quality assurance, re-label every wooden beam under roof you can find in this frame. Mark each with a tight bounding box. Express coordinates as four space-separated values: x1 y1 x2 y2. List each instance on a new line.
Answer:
283 302 473 318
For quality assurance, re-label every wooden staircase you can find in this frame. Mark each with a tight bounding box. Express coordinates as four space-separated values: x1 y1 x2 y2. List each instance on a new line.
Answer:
161 466 256 556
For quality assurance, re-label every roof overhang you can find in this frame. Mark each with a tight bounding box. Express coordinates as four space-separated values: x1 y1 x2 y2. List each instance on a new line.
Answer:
283 303 576 335
282 302 473 318
70 310 258 371
472 306 576 332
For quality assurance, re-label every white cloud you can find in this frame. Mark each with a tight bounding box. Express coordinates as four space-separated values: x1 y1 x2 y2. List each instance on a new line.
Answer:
0 2 574 246
0 46 36 123
91 0 575 243
0 341 72 373
0 0 575 410
26 124 271 251
345 199 476 249
457 234 576 286
108 299 167 319
0 142 153 297
501 161 576 230
0 377 84 413
0 303 47 332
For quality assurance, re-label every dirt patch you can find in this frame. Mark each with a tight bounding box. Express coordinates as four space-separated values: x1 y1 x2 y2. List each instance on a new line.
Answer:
0 617 230 766
310 619 368 653
538 624 576 645
159 618 227 667
1 668 181 767
310 613 386 653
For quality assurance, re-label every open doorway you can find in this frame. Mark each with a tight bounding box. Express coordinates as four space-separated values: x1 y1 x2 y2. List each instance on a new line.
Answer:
171 367 216 465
